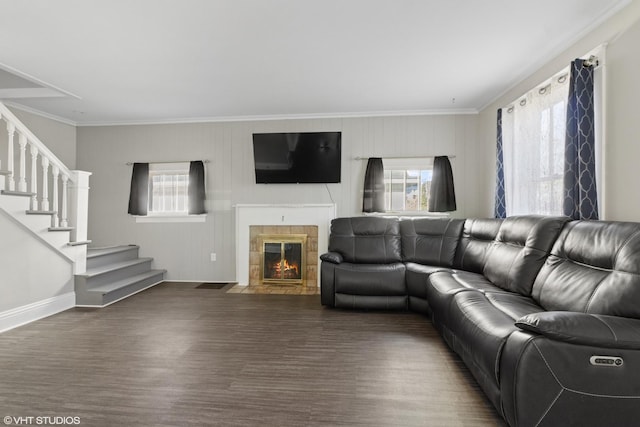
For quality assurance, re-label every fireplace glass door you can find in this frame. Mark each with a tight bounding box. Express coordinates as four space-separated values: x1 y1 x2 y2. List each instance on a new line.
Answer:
259 234 307 285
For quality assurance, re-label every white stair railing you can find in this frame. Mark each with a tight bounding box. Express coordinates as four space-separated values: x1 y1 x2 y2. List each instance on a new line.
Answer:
6 122 15 191
0 102 88 240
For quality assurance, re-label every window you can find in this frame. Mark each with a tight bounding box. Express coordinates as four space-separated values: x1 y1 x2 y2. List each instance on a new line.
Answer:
502 70 569 216
148 162 189 215
128 161 206 223
382 158 434 212
500 47 604 218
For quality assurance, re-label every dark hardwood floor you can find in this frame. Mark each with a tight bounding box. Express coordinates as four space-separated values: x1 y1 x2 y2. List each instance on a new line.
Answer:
0 283 505 426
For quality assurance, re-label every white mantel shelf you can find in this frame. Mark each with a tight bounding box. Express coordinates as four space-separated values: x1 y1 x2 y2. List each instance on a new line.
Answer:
235 204 336 286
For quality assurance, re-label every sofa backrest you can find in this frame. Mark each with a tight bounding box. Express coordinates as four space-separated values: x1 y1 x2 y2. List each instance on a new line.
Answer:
328 217 402 264
400 217 464 267
483 215 571 296
453 218 503 273
532 220 640 318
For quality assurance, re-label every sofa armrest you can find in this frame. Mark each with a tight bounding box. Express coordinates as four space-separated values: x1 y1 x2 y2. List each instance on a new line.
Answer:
320 252 343 264
515 311 640 350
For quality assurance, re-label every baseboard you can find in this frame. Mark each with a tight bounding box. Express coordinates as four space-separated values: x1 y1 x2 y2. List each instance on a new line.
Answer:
0 292 76 334
159 279 239 284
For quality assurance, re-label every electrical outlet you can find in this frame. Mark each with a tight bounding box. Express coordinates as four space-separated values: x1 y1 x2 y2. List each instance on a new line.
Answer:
210 253 216 262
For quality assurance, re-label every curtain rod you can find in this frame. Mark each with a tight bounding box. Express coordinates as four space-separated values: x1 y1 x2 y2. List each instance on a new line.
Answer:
126 160 210 165
583 55 599 67
354 155 456 160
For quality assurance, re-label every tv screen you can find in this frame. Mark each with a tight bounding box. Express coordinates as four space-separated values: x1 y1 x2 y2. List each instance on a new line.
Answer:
252 132 341 184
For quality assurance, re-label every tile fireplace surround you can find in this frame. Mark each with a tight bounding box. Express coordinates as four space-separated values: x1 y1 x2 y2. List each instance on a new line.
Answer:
250 226 317 286
235 204 336 286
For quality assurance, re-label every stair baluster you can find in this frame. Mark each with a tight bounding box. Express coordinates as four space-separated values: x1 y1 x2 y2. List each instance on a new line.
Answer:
29 144 38 211
41 157 50 211
51 165 60 227
60 174 69 227
18 133 27 192
6 122 15 191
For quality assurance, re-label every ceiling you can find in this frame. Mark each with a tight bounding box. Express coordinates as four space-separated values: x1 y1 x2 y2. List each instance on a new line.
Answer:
0 0 630 126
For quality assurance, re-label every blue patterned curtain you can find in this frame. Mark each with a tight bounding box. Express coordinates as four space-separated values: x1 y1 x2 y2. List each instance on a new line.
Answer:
563 59 598 220
494 109 506 218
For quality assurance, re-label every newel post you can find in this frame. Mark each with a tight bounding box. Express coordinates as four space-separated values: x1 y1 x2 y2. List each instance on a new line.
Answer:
67 170 92 243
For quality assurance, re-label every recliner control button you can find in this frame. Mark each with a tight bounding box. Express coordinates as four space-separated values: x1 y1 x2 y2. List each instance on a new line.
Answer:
590 355 624 367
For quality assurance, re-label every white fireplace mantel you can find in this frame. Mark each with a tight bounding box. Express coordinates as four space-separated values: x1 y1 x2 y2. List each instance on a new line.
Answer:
234 204 336 286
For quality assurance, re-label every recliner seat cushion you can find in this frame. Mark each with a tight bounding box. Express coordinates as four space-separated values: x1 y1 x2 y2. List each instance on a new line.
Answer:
405 262 453 314
405 263 452 299
426 270 508 327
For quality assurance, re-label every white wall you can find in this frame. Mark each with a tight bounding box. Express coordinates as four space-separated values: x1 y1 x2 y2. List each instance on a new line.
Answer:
77 114 480 281
476 1 640 220
604 14 640 220
0 212 74 313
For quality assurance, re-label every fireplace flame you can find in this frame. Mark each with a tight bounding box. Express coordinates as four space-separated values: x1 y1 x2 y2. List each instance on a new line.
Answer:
273 258 299 278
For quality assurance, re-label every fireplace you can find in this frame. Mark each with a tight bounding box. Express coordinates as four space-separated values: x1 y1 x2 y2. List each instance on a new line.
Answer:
248 224 320 287
237 204 335 287
259 234 307 284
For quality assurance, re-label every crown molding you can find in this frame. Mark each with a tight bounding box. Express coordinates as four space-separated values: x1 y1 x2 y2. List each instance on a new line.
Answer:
77 108 479 127
2 103 478 128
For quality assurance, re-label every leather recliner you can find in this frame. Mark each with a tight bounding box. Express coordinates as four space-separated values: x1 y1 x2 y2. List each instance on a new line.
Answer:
320 216 406 310
320 215 640 427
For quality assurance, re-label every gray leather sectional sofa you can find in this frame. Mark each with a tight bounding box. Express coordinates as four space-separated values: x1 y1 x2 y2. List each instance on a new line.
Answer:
320 215 640 427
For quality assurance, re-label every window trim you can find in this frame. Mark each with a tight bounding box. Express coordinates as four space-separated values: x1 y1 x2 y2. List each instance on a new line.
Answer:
134 214 206 223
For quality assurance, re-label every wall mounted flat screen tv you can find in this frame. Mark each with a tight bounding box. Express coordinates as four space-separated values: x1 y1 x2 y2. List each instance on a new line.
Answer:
252 132 341 184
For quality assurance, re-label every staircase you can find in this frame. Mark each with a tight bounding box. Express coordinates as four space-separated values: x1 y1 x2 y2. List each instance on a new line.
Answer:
0 101 166 314
0 103 92 272
75 245 166 307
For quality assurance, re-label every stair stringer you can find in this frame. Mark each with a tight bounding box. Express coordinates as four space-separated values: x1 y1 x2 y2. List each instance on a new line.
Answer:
0 193 87 272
